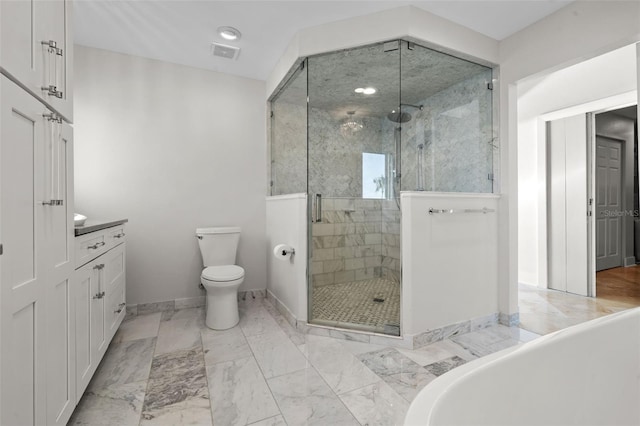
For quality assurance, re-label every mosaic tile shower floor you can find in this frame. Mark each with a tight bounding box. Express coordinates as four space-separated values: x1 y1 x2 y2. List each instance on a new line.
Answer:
311 278 401 334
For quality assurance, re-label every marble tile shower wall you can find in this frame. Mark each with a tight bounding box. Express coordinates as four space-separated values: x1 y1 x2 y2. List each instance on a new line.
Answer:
397 72 494 193
381 200 401 283
308 108 390 197
270 101 307 195
312 198 384 287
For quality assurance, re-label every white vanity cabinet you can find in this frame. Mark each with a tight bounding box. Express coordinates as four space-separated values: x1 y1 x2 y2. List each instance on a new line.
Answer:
0 0 74 121
74 224 126 400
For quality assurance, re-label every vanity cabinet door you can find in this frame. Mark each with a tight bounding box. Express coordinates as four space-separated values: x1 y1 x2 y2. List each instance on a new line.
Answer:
74 259 105 400
103 243 126 341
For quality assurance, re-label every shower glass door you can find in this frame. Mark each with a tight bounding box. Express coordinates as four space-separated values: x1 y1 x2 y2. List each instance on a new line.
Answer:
307 41 402 335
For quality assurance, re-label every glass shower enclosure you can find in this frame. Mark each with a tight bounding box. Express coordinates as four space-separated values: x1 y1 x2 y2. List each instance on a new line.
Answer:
270 40 494 336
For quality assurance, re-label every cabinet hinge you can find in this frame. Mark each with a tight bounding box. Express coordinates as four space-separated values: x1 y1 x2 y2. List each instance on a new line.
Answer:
299 61 305 71
488 173 494 181
487 82 494 91
0 243 3 255
270 111 274 118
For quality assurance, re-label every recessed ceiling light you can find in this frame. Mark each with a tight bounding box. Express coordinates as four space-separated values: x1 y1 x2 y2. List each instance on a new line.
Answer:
218 26 241 41
354 88 365 93
362 87 376 95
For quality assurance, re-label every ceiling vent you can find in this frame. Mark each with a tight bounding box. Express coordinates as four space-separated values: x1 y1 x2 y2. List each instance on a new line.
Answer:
211 42 240 60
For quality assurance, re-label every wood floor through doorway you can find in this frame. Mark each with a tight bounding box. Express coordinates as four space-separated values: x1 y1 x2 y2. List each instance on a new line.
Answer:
596 265 640 306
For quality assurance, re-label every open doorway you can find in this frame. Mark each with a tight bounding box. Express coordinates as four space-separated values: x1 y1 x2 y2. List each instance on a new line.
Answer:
516 43 640 335
594 106 640 305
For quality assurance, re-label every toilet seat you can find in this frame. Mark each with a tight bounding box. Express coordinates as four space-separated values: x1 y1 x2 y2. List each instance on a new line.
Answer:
202 265 244 282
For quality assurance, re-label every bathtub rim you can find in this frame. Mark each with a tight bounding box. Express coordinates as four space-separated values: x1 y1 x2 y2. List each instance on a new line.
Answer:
404 307 640 425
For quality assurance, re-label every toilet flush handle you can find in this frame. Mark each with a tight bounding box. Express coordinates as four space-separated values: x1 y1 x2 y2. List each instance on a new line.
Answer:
196 235 203 240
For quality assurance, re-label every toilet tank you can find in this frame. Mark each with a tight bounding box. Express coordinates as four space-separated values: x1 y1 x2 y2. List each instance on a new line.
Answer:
196 227 241 267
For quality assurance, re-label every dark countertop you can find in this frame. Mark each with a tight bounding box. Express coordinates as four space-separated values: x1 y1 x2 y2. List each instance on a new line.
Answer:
75 219 128 237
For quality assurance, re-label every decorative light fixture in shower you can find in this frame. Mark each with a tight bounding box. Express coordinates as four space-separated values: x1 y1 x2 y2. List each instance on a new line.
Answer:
217 26 242 41
340 111 364 138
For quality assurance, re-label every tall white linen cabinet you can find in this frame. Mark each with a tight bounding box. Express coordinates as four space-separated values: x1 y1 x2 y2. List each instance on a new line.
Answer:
0 0 76 425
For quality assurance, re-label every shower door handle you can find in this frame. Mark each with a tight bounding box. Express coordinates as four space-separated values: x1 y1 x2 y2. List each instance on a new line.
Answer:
395 128 402 180
314 194 322 223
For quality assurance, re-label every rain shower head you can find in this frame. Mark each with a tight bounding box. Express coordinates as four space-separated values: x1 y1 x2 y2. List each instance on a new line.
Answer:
386 104 424 123
387 111 412 123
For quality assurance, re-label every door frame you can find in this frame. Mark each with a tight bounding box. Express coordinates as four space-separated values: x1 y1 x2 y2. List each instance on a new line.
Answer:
539 91 637 297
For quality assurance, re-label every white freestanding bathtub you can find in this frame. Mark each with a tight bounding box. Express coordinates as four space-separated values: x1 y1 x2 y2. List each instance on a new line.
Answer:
405 308 640 426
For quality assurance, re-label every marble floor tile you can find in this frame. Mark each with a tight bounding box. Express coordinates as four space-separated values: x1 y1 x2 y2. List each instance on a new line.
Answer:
140 396 212 426
144 347 209 420
450 327 522 358
357 348 419 376
358 348 437 401
339 339 388 355
397 340 459 366
112 313 161 344
68 381 146 426
138 301 175 316
155 309 205 355
201 326 252 365
262 299 307 346
245 330 308 378
88 337 156 391
239 305 283 337
383 368 438 402
424 355 467 376
267 368 359 426
161 307 206 323
299 335 380 394
207 356 280 426
248 414 287 426
338 381 409 426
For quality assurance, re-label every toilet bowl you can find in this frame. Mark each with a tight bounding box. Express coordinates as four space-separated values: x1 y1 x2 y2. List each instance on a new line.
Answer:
201 265 244 330
196 227 244 330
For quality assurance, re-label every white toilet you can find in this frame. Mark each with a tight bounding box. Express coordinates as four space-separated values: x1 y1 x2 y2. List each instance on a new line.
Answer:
196 227 245 330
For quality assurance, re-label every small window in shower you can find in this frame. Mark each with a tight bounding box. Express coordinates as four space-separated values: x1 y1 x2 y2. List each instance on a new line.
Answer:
362 152 386 199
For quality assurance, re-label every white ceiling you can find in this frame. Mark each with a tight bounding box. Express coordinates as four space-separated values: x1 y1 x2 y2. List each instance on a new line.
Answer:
74 0 573 81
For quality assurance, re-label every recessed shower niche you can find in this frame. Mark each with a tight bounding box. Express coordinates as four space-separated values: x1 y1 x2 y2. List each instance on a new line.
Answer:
270 39 495 336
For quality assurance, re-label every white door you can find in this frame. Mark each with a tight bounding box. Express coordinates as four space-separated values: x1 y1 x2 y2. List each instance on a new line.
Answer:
0 76 47 426
547 114 589 296
595 136 624 271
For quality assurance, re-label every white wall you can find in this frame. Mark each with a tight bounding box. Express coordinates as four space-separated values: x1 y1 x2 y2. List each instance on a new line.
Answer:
265 194 307 321
401 193 499 335
517 45 637 287
74 46 267 305
499 1 640 316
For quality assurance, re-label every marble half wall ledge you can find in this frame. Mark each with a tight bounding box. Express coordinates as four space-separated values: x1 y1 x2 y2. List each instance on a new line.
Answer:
126 290 268 318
